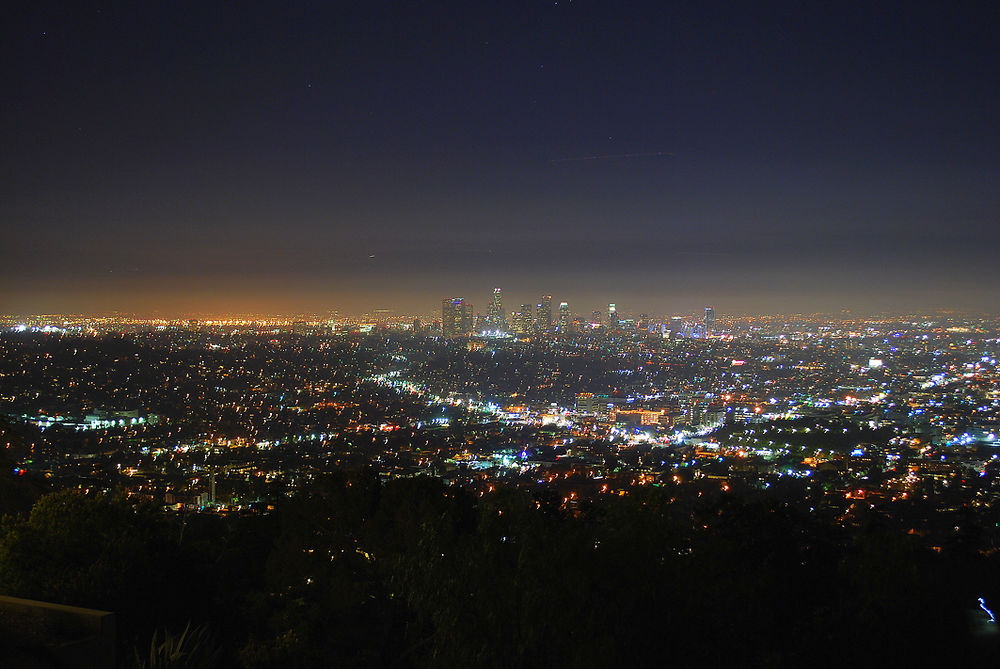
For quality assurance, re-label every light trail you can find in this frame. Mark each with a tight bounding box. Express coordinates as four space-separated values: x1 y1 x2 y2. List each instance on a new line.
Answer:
979 597 996 623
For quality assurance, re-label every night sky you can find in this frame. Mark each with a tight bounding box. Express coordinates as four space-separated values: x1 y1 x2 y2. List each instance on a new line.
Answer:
4 2 1000 316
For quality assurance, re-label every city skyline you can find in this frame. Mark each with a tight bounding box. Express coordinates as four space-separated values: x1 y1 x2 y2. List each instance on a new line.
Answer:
2 280 998 320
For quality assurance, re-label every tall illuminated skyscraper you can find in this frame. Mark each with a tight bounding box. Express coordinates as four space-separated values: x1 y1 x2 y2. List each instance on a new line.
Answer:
513 304 533 335
558 302 570 331
442 297 473 337
488 288 506 330
608 303 618 328
537 295 552 333
704 306 716 336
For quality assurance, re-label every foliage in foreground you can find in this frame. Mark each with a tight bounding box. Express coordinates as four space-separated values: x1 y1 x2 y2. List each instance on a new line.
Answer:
136 623 217 669
0 472 999 667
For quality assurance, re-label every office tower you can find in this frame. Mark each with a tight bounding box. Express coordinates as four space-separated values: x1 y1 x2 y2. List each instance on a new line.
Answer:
576 392 598 413
592 310 602 325
558 302 570 331
442 298 460 337
488 288 506 330
537 295 552 333
608 303 618 328
513 304 533 335
663 316 684 339
461 301 474 333
704 306 716 336
442 297 474 337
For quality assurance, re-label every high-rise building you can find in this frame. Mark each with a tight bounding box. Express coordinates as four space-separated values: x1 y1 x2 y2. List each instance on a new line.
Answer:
558 302 570 331
592 310 603 326
537 295 552 333
513 304 533 335
663 316 685 339
487 288 506 330
608 303 619 328
442 298 459 337
442 297 474 337
704 306 716 336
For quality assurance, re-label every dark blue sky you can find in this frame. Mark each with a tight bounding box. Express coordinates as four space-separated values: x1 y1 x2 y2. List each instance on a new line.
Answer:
4 1 999 315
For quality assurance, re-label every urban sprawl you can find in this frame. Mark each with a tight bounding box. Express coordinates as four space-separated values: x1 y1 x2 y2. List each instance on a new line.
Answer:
3 295 1000 556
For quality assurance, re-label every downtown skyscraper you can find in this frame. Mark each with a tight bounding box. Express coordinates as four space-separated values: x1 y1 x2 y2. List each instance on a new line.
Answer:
558 302 570 331
537 295 552 334
513 304 533 335
487 288 506 330
442 297 474 337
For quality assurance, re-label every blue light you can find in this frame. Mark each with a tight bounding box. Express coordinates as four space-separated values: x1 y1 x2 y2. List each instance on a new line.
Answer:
979 598 996 623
